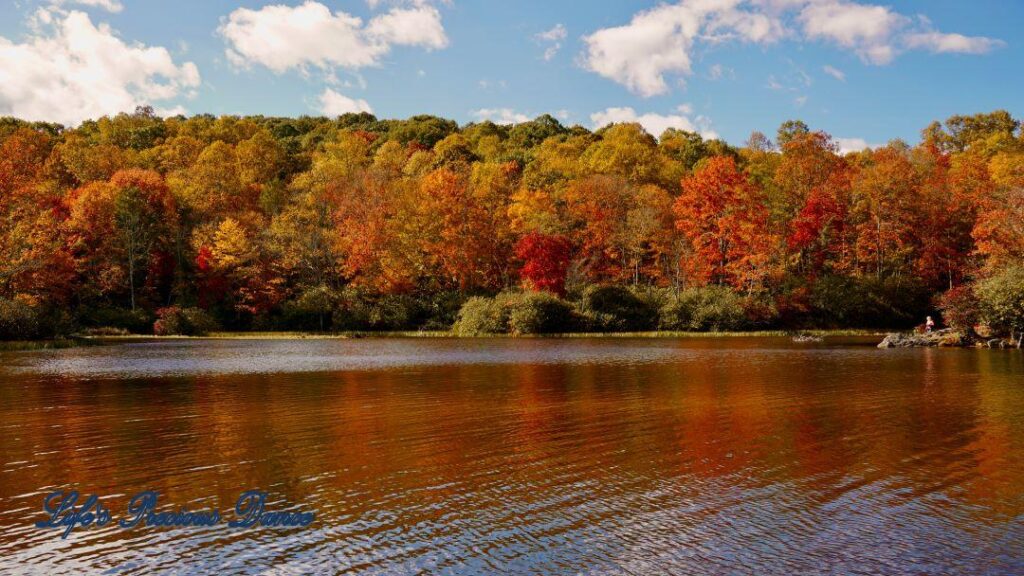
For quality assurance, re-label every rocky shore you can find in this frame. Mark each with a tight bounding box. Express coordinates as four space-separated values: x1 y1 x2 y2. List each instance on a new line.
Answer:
878 329 1021 349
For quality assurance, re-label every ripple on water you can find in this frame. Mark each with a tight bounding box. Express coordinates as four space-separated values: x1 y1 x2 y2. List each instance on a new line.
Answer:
0 338 1021 574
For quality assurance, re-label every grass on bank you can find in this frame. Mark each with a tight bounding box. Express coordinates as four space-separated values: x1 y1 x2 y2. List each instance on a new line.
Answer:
75 328 883 341
0 338 90 351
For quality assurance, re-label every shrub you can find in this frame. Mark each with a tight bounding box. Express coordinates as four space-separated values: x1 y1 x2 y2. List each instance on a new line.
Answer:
282 286 340 331
858 276 931 328
332 288 372 331
936 285 980 332
504 291 577 335
659 286 747 331
328 290 461 332
799 275 930 328
809 275 869 327
153 306 220 336
453 291 578 335
417 291 468 331
742 296 780 329
78 306 152 334
975 265 1024 341
773 285 813 328
366 294 422 330
452 296 507 335
576 285 658 332
328 290 423 331
0 298 41 340
630 286 674 315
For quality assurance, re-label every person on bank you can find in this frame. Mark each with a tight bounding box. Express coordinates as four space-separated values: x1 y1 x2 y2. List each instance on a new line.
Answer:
925 316 935 333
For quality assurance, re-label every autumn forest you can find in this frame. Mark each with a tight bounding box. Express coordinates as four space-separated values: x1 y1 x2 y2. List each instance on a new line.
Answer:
1 109 1023 338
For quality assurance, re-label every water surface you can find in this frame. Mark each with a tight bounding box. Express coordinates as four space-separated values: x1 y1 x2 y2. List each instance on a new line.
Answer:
1 337 1022 574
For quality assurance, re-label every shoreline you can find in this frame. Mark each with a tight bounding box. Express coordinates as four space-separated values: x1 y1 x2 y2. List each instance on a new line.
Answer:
3 329 887 349
92 329 885 340
7 329 1018 349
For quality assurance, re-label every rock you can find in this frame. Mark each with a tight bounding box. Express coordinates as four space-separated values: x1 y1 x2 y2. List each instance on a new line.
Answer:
877 328 965 348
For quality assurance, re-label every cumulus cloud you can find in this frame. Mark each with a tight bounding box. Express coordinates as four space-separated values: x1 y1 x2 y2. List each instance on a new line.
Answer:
319 88 373 115
471 108 530 125
903 31 1005 55
49 0 123 12
535 24 567 61
581 0 1002 96
835 137 876 154
220 1 447 75
366 0 449 8
366 5 448 49
798 1 906 64
822 64 845 81
590 105 717 140
580 2 784 97
0 8 199 126
800 3 1003 63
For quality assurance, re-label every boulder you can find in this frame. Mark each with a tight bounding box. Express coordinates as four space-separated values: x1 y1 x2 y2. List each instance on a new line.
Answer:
877 328 966 348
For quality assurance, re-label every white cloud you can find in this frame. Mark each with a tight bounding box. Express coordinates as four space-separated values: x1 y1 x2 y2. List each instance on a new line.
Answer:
794 95 808 107
48 0 123 13
0 9 199 126
903 31 1004 55
580 0 1002 95
319 88 373 115
221 3 378 73
590 105 717 140
799 1 1002 63
798 1 906 64
366 0 449 8
477 79 507 90
706 4 787 43
366 5 448 49
835 137 876 154
470 108 530 125
708 63 735 80
536 23 567 61
220 1 447 75
155 105 189 118
822 64 845 81
537 23 567 43
580 1 784 97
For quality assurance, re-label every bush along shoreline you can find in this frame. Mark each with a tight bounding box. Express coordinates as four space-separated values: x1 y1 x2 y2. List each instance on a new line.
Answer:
1 273 1022 345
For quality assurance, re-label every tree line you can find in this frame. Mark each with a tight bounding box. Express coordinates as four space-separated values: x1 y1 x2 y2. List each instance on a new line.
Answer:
1 108 1022 338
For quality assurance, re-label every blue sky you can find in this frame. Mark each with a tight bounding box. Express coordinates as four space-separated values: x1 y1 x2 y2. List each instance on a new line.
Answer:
0 0 1020 149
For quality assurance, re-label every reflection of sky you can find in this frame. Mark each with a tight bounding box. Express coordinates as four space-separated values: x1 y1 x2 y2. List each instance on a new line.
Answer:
6 337 882 378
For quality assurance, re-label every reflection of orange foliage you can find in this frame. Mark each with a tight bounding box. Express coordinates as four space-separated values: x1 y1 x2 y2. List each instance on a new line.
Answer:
2 340 1023 550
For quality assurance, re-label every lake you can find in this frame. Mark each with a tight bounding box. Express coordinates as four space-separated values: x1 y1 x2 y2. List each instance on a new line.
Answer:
0 337 1022 574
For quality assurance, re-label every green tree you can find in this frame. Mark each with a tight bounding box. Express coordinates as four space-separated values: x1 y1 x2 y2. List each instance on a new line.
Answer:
976 265 1024 346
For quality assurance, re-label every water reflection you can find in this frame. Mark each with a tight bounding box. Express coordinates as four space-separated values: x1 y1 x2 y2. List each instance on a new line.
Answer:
0 338 1022 574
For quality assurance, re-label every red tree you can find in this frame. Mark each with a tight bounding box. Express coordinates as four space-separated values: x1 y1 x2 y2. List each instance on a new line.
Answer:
786 168 852 277
515 232 572 296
